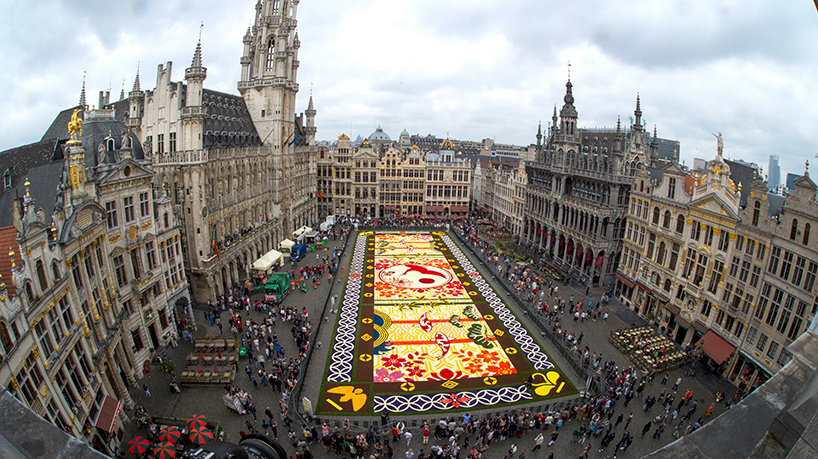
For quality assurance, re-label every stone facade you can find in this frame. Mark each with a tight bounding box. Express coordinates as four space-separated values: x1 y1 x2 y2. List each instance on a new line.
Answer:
317 136 470 219
523 80 660 285
616 136 818 393
0 106 189 455
128 0 317 301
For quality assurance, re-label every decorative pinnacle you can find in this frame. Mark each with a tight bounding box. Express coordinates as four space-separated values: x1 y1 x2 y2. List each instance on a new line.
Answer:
79 70 86 107
24 177 30 198
132 63 141 92
806 160 810 175
8 248 14 269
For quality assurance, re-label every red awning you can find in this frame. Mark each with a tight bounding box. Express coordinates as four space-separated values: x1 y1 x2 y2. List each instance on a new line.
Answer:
94 395 122 434
665 303 681 315
615 274 635 289
674 315 691 329
452 206 469 212
695 330 736 365
426 206 443 212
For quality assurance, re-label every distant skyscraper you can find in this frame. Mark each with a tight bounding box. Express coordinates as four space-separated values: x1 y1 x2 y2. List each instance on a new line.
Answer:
768 155 781 189
693 157 706 172
787 173 802 193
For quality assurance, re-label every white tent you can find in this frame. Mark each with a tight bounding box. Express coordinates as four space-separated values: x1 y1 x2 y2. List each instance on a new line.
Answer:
252 249 283 272
279 239 295 252
293 226 313 241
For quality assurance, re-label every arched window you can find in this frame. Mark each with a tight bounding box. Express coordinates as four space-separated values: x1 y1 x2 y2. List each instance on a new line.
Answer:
752 201 760 226
24 282 34 303
804 223 811 246
676 214 685 234
266 37 275 72
790 219 798 241
36 259 48 292
652 207 661 225
51 261 60 280
164 212 169 228
0 321 13 354
663 211 671 229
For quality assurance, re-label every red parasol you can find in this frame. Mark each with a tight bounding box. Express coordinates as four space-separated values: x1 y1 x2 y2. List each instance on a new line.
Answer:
128 436 150 455
197 365 202 375
214 364 219 374
199 352 204 361
224 339 228 347
153 442 178 459
186 414 208 431
188 427 215 445
218 350 222 359
159 426 182 444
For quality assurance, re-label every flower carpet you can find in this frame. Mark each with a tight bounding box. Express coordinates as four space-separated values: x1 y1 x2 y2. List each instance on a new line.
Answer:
318 232 576 415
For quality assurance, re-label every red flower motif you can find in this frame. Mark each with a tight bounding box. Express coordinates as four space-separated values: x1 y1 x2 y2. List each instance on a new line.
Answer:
380 353 407 369
486 361 516 375
441 393 471 408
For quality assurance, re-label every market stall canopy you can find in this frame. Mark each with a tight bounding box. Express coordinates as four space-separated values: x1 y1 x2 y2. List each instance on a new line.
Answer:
293 226 312 238
695 330 737 365
252 249 283 271
279 239 295 251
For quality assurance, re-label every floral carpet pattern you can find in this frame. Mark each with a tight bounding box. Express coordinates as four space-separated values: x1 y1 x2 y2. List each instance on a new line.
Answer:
319 232 575 415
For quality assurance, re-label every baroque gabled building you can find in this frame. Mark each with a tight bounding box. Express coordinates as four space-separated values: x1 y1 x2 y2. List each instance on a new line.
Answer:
616 133 818 394
0 104 189 456
128 0 317 301
523 79 669 286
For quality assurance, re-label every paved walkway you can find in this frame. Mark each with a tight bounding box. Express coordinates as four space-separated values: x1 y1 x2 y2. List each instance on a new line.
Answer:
119 228 738 459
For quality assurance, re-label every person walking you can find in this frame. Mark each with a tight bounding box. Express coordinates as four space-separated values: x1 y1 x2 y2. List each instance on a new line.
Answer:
422 424 430 444
673 376 682 391
661 372 669 385
405 430 413 446
532 432 544 451
143 384 151 398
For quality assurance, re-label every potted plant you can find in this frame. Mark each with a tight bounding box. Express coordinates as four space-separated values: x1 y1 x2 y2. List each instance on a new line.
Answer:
160 360 176 374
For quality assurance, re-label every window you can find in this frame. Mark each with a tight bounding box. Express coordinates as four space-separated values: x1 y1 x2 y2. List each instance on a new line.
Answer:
750 265 762 288
768 246 781 274
805 261 818 292
123 299 134 316
159 308 168 329
36 259 48 292
708 260 724 293
131 327 144 351
114 255 127 287
691 220 702 241
668 243 681 271
83 250 94 280
752 201 760 226
790 219 798 241
157 134 164 154
745 239 755 257
701 300 713 317
676 215 685 234
757 243 766 261
35 320 54 357
652 207 660 225
667 178 676 199
736 236 745 253
123 196 135 223
95 242 105 269
765 288 784 326
739 260 750 283
169 132 176 152
662 211 671 229
130 249 142 280
145 242 156 270
139 192 150 217
3 169 10 189
746 327 758 344
780 251 793 281
647 233 656 260
0 321 13 353
718 231 730 252
756 333 768 351
756 282 772 320
777 349 792 366
105 201 118 228
767 341 780 359
729 256 740 278
803 223 811 245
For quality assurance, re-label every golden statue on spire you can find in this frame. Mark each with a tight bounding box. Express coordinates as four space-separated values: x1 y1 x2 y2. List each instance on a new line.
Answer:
68 108 83 143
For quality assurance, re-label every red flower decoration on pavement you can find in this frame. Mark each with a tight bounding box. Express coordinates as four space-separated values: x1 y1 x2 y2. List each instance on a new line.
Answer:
381 353 407 369
374 368 406 383
441 393 471 408
486 361 516 375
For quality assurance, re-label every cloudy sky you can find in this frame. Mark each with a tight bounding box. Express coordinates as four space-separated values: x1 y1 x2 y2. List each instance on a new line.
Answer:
1 0 816 179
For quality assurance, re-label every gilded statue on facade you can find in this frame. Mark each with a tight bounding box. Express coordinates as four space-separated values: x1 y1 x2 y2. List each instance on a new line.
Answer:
68 108 83 143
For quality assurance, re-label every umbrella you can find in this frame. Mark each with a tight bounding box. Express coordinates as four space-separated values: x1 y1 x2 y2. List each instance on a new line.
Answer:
154 442 177 459
159 426 182 444
214 364 219 374
199 352 204 361
186 414 208 431
128 436 150 455
218 350 222 359
188 427 214 445
197 365 202 375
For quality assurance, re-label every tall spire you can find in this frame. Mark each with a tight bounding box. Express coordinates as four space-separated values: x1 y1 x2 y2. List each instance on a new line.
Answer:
186 29 207 81
79 70 86 107
536 121 542 147
616 116 621 133
633 93 643 131
120 77 125 100
191 37 203 69
132 65 141 92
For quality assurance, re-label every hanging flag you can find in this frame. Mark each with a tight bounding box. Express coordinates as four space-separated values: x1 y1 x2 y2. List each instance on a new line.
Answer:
213 228 220 260
281 131 294 147
288 133 299 146
318 188 324 198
